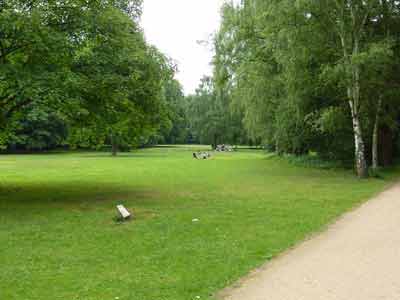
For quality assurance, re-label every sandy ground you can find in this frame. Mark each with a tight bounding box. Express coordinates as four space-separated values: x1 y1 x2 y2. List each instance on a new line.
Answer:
218 183 400 300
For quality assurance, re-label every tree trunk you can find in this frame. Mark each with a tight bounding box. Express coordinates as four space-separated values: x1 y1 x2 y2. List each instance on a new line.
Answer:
372 97 383 170
112 142 118 157
212 134 218 150
379 125 394 167
348 34 368 178
110 132 118 156
349 102 368 178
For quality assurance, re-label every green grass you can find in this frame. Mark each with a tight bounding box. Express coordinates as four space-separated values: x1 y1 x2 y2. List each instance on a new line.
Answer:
0 147 399 300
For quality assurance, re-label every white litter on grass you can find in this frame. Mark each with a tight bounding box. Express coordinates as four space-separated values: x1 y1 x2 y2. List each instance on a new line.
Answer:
192 218 199 222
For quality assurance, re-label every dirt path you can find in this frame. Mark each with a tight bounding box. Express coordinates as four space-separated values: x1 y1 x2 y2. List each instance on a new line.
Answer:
219 183 400 300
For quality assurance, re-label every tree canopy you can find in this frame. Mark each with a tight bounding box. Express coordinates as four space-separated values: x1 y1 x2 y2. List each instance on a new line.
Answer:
209 0 400 176
0 0 176 154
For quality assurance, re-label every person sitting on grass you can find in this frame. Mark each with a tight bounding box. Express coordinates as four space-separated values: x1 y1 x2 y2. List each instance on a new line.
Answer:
193 152 211 159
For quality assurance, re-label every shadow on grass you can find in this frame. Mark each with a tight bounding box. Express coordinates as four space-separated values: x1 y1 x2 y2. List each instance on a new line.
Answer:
0 151 72 156
1 151 169 159
80 153 169 159
0 181 162 211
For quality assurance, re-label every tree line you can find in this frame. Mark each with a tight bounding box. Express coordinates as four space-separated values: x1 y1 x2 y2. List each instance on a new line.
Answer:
0 0 191 154
196 0 400 178
0 0 249 154
2 0 400 178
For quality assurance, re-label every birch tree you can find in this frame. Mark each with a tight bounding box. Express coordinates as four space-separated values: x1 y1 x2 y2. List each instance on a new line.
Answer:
328 0 378 177
210 0 400 174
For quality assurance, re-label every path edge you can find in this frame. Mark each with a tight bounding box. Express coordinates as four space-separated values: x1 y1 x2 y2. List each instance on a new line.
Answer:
215 178 400 300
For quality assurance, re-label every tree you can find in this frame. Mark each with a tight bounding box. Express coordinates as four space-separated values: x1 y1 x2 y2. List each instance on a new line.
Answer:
0 0 77 126
1 0 172 154
324 1 376 176
71 7 171 155
186 76 248 148
211 0 400 176
157 79 190 144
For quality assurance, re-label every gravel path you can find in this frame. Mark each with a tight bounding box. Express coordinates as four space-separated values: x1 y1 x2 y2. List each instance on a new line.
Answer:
219 183 400 300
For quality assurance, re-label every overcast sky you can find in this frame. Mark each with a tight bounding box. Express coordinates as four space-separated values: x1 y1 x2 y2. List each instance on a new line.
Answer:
141 0 226 95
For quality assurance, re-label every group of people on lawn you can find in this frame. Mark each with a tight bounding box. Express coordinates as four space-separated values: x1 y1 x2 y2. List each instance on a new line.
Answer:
193 144 234 159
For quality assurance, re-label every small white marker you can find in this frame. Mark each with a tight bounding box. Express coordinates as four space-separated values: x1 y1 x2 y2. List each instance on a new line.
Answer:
117 205 131 220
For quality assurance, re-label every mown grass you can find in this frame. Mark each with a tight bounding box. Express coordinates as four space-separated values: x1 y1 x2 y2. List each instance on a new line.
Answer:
0 147 398 300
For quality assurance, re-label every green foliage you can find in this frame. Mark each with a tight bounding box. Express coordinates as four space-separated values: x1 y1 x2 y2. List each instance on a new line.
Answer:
7 106 68 151
70 6 170 154
211 0 400 166
156 79 190 144
187 76 250 147
0 0 76 125
0 0 173 153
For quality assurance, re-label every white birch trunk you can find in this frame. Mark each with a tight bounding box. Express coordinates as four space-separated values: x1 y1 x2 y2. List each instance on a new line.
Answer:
339 9 369 178
352 36 368 177
349 101 368 177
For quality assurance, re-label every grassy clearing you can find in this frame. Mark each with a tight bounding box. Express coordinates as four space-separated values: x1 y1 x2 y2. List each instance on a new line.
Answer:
0 147 398 300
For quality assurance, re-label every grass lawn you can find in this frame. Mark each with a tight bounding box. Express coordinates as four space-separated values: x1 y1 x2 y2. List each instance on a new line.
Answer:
1 146 399 300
